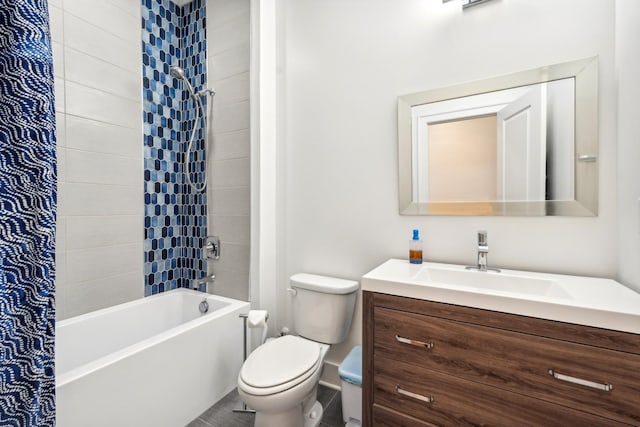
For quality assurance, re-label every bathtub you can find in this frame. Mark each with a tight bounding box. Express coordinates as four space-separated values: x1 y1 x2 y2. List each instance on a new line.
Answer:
56 288 250 427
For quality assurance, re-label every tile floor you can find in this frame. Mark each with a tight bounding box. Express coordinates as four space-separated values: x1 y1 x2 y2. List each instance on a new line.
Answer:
187 385 344 427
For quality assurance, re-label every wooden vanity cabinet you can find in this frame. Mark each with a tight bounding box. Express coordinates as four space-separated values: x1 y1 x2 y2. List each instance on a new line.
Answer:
363 291 640 427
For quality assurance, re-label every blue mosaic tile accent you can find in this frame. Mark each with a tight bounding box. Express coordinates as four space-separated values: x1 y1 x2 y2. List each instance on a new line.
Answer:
142 0 207 296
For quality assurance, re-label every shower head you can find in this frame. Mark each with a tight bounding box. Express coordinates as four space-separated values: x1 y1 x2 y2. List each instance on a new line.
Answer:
170 65 197 99
170 66 214 100
170 66 187 81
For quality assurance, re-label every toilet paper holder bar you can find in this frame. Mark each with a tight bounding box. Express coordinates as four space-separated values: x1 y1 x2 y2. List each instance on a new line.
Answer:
239 312 270 321
234 312 269 414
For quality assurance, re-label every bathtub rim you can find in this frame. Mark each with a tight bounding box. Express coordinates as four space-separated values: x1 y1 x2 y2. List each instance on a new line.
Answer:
55 289 250 388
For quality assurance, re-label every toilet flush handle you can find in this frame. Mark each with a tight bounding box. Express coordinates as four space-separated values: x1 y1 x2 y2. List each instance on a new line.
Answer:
286 288 298 296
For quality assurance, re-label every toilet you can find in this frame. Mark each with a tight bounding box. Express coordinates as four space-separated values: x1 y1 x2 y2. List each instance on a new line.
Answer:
238 273 359 427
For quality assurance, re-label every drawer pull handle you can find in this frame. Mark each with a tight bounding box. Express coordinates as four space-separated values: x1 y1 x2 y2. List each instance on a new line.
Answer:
396 385 435 404
395 335 434 349
548 369 613 392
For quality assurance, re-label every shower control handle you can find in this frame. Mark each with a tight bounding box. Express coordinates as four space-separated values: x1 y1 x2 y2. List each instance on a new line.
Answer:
206 236 221 260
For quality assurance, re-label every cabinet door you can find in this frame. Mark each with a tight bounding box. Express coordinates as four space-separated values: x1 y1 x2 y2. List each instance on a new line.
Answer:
375 357 628 427
375 306 640 425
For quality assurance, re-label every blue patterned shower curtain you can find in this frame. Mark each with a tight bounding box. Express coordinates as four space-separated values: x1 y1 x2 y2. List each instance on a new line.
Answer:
0 0 57 425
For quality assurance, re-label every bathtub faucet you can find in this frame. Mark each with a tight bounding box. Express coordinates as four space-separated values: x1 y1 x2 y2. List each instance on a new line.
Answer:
194 274 216 293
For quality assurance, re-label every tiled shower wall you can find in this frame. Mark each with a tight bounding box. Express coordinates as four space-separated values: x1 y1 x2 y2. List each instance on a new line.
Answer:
206 0 251 301
52 0 250 318
180 0 208 293
52 0 144 320
142 0 208 295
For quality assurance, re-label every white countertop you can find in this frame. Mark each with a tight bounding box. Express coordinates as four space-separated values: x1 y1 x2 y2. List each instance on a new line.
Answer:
361 259 640 334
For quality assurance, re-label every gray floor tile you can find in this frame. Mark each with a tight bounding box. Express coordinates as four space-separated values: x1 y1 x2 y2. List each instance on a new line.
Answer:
186 418 213 427
191 385 344 427
317 385 338 408
320 389 344 427
197 389 255 427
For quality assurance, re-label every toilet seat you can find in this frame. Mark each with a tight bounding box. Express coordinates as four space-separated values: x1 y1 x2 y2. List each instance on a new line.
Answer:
239 335 321 396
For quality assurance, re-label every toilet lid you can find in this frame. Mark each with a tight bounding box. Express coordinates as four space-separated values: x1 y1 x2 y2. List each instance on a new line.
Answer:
240 335 321 389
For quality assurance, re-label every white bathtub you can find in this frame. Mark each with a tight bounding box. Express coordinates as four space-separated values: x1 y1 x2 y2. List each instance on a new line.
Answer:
56 288 250 427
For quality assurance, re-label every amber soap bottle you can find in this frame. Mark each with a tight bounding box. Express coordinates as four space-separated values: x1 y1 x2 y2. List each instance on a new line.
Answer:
409 229 423 264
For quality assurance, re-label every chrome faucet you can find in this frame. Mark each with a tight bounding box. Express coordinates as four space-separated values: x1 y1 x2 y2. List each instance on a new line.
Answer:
466 231 500 272
477 230 489 271
193 274 216 314
193 274 216 293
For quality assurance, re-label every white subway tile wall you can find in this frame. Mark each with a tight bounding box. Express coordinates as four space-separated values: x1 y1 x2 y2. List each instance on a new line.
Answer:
52 0 144 320
206 0 250 301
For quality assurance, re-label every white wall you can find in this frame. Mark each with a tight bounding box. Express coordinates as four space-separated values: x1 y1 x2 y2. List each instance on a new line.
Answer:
250 0 283 338
273 0 619 383
51 0 144 319
616 0 640 292
206 0 252 301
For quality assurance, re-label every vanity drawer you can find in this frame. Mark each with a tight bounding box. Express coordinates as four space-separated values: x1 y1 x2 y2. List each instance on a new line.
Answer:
374 357 629 427
372 404 436 427
374 306 640 425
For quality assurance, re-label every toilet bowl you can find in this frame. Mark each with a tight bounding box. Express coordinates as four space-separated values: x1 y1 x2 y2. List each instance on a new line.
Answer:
238 335 329 427
237 273 359 427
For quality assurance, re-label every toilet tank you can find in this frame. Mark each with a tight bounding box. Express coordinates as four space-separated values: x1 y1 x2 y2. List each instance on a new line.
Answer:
290 274 359 344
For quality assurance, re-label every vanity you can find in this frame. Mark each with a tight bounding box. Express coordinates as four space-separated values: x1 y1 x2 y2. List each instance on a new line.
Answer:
361 260 640 426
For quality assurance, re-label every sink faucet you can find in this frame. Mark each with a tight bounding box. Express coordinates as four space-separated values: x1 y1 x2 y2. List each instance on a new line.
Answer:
466 231 500 273
477 230 489 271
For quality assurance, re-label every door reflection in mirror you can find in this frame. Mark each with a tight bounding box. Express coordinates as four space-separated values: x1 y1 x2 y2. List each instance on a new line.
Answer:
412 78 575 204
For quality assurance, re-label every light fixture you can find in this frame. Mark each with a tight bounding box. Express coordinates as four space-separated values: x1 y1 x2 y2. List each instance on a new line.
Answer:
443 0 496 9
461 0 495 8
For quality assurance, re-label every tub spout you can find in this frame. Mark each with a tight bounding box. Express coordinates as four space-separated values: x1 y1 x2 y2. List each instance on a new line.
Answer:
194 274 216 293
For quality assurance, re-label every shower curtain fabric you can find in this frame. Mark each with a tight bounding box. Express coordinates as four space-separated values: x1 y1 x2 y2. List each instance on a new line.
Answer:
0 0 57 426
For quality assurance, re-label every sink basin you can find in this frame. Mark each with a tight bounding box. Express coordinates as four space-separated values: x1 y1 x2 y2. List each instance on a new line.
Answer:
416 266 571 299
361 259 640 334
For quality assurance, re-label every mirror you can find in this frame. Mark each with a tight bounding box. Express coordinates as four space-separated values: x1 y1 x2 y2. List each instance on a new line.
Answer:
398 57 598 216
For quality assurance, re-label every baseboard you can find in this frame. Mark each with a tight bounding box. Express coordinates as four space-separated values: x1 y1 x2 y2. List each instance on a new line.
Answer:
319 380 340 391
320 360 341 390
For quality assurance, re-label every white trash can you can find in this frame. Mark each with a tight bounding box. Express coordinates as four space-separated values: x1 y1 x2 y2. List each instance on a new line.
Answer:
338 345 362 426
